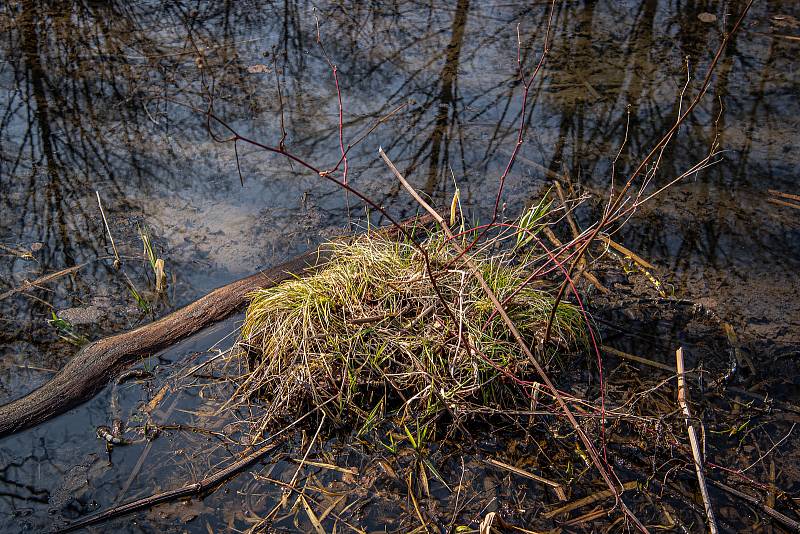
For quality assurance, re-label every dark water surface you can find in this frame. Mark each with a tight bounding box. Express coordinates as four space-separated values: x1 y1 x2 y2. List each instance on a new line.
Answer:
1 0 798 532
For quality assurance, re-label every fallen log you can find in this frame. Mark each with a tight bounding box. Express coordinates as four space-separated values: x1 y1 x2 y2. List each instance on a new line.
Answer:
0 216 434 439
0 248 331 438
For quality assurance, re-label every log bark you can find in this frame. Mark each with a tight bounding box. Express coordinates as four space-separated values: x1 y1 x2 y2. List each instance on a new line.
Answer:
0 216 434 439
0 248 331 439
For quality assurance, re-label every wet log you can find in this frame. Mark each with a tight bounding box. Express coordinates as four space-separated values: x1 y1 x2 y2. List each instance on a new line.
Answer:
0 248 332 438
0 214 438 439
0 216 433 439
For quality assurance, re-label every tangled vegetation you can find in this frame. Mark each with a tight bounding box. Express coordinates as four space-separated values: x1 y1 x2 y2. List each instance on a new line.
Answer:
234 228 587 430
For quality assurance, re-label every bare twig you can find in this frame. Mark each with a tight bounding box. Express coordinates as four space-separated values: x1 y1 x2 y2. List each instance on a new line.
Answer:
768 189 800 202
314 9 348 184
543 481 639 520
113 391 183 505
61 401 336 532
58 439 284 532
542 226 609 294
767 197 800 210
599 235 655 270
286 413 326 497
742 423 796 473
706 478 800 532
484 458 566 500
602 345 675 373
492 5 557 220
544 0 754 342
273 52 289 155
554 180 581 240
676 347 718 534
0 264 86 302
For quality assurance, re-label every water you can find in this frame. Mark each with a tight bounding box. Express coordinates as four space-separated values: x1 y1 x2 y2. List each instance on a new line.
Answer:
1 0 798 531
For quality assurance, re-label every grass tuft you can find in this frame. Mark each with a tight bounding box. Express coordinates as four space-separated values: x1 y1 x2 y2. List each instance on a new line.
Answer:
234 229 586 428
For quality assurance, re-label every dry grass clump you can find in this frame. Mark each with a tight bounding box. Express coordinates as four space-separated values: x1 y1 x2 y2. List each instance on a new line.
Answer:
233 231 586 429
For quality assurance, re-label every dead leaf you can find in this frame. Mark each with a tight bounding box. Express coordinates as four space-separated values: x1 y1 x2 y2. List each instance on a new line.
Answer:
698 12 716 23
247 64 271 74
144 384 170 413
154 258 166 293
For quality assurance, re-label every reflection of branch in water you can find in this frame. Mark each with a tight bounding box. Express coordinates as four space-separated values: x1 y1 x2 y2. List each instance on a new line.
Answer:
0 449 56 508
0 477 50 504
0 1 306 348
544 0 755 342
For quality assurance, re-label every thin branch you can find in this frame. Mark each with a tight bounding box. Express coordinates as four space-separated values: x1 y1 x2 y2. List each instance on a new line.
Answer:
314 9 348 184
543 0 754 342
273 51 289 154
58 439 284 532
96 191 121 269
676 347 718 534
0 264 87 302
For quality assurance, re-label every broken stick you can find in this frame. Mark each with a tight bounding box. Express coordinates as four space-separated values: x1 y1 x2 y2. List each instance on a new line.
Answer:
676 347 718 534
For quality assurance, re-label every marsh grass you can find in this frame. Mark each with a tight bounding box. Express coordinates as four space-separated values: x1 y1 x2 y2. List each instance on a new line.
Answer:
139 225 167 293
232 229 586 430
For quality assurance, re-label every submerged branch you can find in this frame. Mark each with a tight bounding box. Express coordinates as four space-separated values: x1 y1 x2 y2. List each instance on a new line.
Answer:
0 249 330 438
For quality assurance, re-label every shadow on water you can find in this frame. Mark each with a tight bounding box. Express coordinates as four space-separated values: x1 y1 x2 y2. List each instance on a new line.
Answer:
0 0 798 531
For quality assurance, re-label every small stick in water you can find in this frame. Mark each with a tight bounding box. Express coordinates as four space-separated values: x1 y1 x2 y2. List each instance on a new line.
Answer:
676 347 718 534
96 191 121 269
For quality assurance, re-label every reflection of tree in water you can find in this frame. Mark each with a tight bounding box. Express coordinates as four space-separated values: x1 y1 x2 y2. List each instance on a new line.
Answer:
0 0 794 349
501 0 798 298
0 0 793 377
0 0 549 315
0 0 799 529
2 0 264 258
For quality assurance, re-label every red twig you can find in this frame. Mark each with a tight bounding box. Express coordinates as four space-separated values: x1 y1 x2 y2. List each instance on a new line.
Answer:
314 10 348 184
447 2 556 266
453 221 612 465
273 51 289 156
543 0 754 343
381 149 649 533
492 9 556 221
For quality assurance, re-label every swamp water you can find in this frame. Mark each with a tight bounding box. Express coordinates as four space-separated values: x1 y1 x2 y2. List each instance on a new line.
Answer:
0 1 798 532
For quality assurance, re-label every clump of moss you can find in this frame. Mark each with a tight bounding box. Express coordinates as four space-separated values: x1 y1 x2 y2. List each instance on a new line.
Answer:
234 230 586 429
